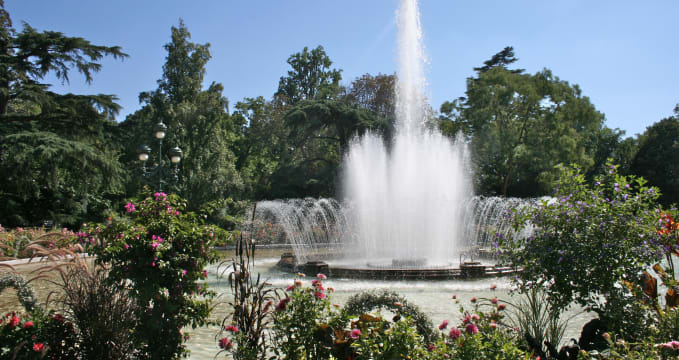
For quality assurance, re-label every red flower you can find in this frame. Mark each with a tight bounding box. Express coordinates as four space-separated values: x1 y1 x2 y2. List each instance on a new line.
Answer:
32 343 45 352
276 297 291 311
498 304 507 311
314 292 326 300
350 328 361 339
218 337 233 349
438 320 449 330
22 321 34 329
8 316 20 328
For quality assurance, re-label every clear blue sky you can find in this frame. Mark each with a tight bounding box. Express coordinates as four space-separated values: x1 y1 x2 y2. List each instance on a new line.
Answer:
7 0 678 136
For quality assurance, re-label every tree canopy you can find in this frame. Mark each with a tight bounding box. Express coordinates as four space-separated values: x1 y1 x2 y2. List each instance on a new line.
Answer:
0 1 127 226
630 105 679 206
441 47 607 197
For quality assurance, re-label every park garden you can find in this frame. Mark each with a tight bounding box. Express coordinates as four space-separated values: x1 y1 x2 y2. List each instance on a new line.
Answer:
1 0 679 358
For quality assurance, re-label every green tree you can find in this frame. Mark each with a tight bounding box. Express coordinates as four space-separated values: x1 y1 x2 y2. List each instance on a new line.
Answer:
447 47 606 197
343 73 396 139
231 96 288 199
120 21 241 213
0 1 127 227
275 45 342 106
630 105 679 206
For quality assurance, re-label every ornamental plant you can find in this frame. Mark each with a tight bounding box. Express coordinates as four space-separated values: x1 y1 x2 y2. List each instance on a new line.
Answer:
89 192 223 359
497 163 663 337
426 297 531 360
270 274 338 359
0 311 79 360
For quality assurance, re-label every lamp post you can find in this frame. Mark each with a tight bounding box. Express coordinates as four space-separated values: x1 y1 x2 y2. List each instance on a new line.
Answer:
136 121 182 192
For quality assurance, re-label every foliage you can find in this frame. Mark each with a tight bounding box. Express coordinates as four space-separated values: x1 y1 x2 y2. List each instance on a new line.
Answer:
503 285 569 354
89 192 222 359
270 274 337 359
0 227 78 260
120 20 242 214
350 314 428 360
342 290 435 343
444 47 608 197
218 225 280 360
0 1 127 227
497 162 663 336
50 261 138 359
426 296 532 360
0 311 79 360
276 45 342 106
0 271 79 359
630 106 679 206
342 73 396 137
231 96 288 199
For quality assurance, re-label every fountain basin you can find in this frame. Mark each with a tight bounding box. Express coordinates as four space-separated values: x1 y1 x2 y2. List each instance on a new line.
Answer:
277 255 520 280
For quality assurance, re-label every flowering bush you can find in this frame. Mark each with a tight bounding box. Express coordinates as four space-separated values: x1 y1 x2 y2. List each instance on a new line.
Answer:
0 227 79 259
425 296 532 360
0 311 78 359
88 192 223 359
497 163 663 336
270 274 338 359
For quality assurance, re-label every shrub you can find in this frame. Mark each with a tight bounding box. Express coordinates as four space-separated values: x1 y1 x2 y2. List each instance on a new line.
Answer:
270 274 337 359
497 162 662 336
89 192 222 359
428 297 532 360
51 261 138 359
0 227 79 259
218 232 280 360
0 311 79 360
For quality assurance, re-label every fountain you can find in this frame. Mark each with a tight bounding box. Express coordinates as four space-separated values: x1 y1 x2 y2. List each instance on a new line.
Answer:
247 0 533 279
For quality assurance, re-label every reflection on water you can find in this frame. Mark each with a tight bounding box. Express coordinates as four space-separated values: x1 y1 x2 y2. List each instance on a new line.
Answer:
186 250 594 360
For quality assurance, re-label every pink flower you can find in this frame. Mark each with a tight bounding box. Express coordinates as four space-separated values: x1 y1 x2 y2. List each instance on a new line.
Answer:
451 294 457 299
462 315 471 324
465 323 479 335
498 304 507 311
490 284 497 290
438 320 449 330
470 297 477 303
125 244 130 249
491 297 498 304
285 285 295 292
182 269 187 275
22 321 33 329
152 242 159 249
471 314 480 321
314 292 326 300
218 337 232 349
202 270 208 278
393 302 403 307
32 343 44 352
327 287 335 292
317 273 327 279
311 279 321 287
125 202 136 213
490 321 498 329
350 328 361 339
428 343 436 352
449 327 461 340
